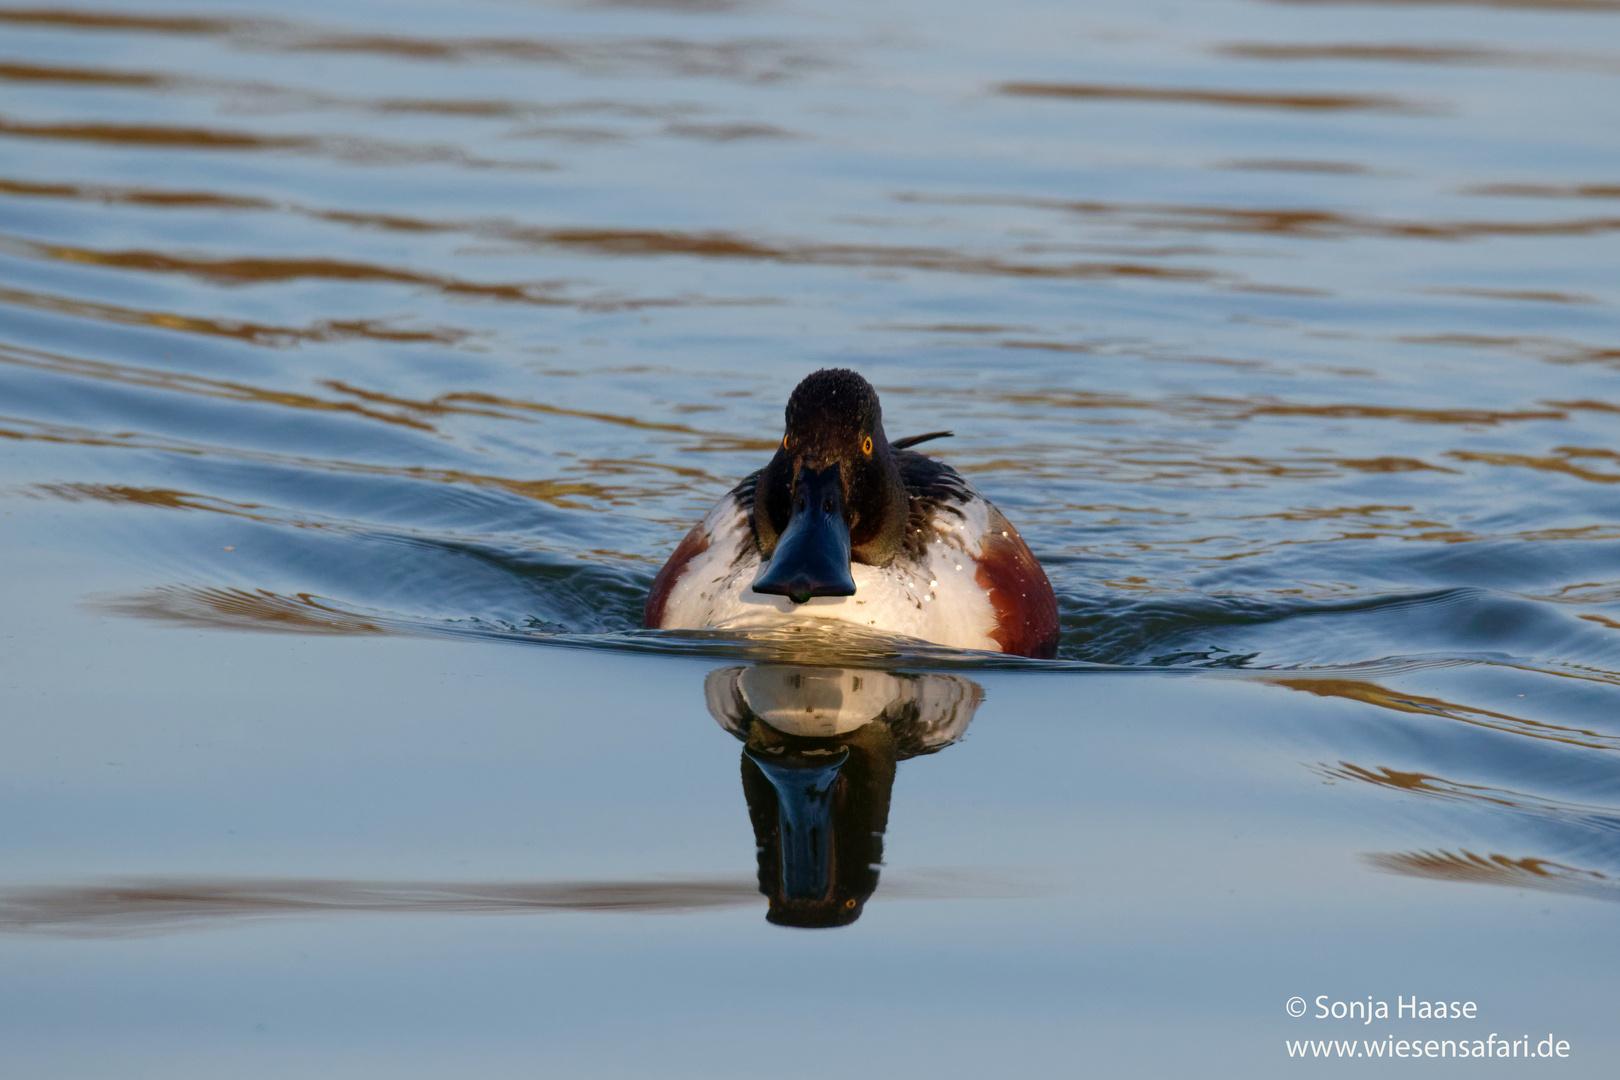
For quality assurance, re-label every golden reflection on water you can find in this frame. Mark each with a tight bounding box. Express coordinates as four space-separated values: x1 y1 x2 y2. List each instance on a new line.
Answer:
1218 42 1620 73
0 283 472 347
1448 447 1620 485
98 586 397 635
0 9 244 33
4 417 648 512
0 115 317 152
999 81 1430 113
1466 182 1620 199
1316 760 1620 820
0 176 274 210
1270 678 1620 749
3 215 1237 291
0 59 166 85
0 877 763 936
16 236 577 302
0 7 831 81
903 192 1620 242
0 866 1047 937
0 339 765 461
1366 850 1618 902
1427 286 1601 306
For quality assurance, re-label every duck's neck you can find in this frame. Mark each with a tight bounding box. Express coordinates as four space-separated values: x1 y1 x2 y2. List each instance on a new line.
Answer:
848 445 909 567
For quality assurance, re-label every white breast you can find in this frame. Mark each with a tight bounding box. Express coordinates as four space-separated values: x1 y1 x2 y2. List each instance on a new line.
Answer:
658 494 1000 653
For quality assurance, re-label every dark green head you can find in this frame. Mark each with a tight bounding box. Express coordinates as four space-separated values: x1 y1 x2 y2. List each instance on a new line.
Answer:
752 369 910 602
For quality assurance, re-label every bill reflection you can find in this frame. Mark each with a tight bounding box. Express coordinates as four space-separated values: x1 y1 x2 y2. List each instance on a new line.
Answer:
705 665 983 929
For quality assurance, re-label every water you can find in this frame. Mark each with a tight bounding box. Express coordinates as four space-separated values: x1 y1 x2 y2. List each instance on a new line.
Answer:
2 0 1618 1073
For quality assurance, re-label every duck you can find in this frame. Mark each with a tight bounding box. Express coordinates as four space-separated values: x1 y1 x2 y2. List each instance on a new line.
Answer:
644 368 1060 658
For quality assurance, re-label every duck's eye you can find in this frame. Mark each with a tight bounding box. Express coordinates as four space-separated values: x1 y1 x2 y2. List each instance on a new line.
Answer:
782 436 789 451
862 436 873 455
845 898 857 909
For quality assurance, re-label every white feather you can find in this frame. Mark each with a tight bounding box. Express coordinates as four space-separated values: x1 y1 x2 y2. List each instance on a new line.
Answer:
659 492 999 652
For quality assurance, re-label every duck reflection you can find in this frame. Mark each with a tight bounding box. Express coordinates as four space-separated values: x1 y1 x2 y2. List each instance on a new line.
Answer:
705 665 983 929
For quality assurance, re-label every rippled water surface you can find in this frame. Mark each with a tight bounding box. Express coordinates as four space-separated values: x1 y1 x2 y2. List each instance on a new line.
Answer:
3 0 1619 1074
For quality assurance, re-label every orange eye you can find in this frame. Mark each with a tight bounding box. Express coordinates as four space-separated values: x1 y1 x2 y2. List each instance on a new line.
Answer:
845 898 857 909
782 436 789 451
862 436 873 455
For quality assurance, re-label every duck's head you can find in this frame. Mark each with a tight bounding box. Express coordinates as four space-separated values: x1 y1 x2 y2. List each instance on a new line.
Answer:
752 369 909 604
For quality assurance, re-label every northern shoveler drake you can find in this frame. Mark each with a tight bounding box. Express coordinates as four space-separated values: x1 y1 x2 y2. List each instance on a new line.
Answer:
644 369 1060 658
